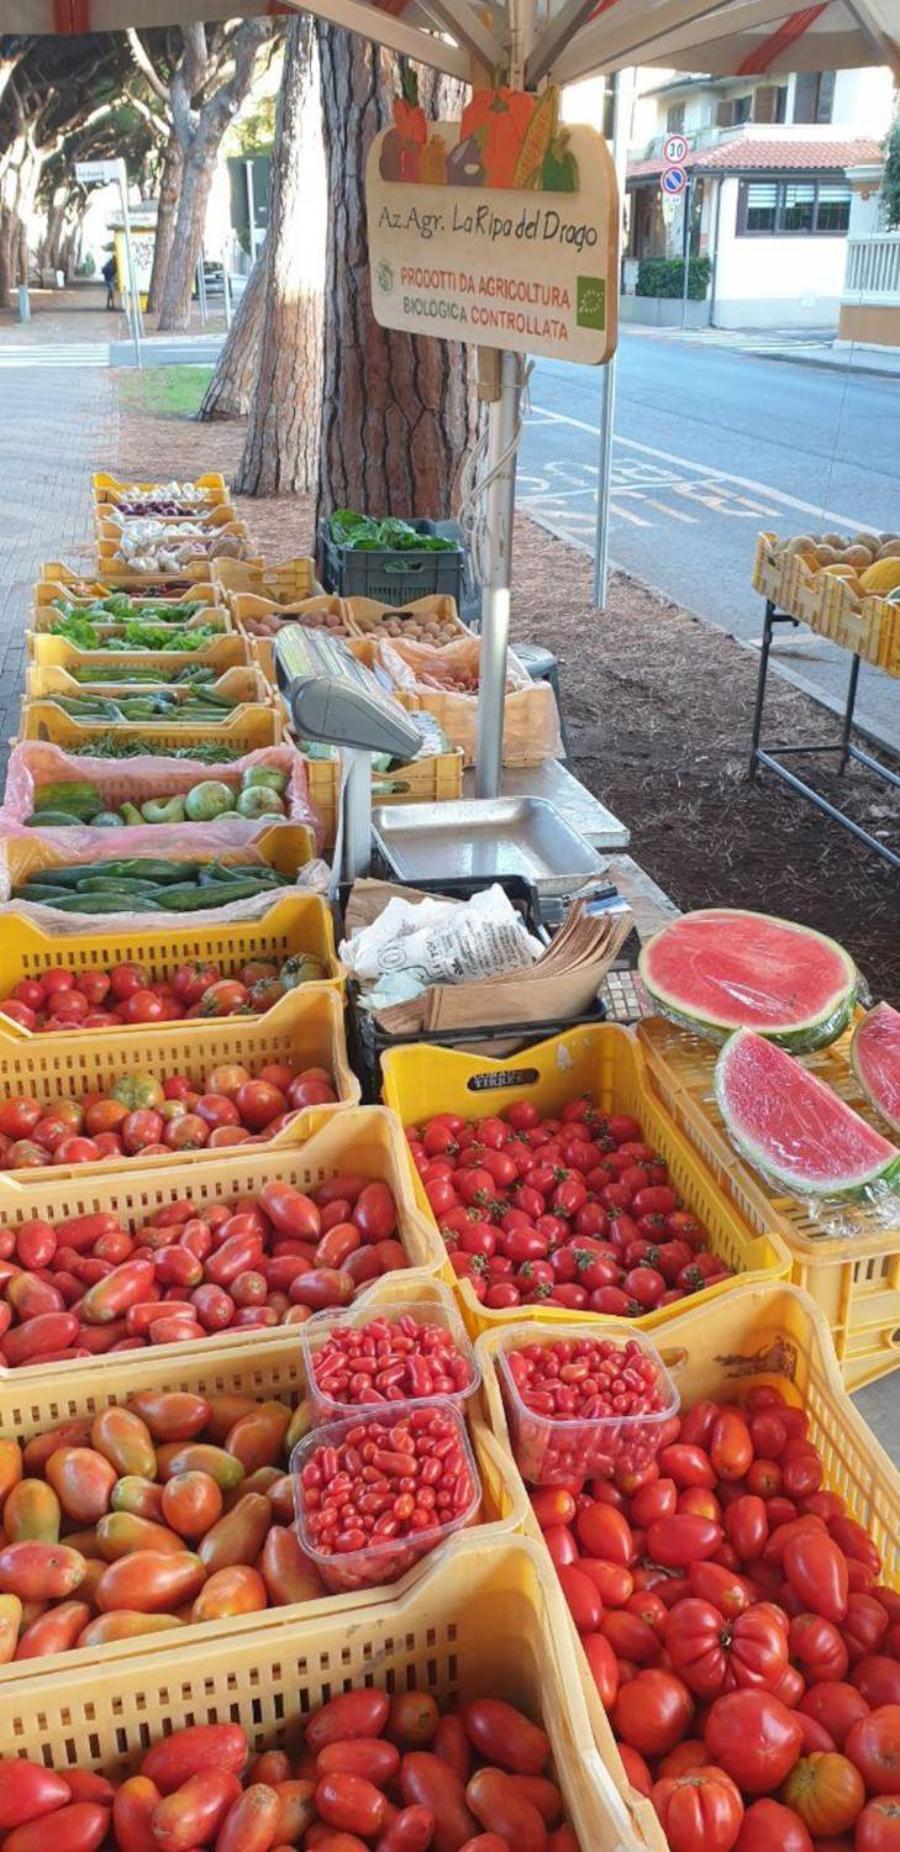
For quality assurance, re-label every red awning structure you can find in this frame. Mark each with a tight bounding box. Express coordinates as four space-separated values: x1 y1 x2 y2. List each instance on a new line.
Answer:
7 0 899 86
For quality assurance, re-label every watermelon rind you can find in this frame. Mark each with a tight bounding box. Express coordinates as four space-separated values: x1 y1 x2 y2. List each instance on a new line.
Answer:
851 1002 900 1135
640 908 858 1053
715 1028 900 1200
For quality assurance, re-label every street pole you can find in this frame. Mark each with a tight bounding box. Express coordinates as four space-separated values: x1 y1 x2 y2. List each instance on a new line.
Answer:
475 348 522 799
118 163 142 370
592 67 631 609
196 256 208 327
222 243 233 330
681 175 693 330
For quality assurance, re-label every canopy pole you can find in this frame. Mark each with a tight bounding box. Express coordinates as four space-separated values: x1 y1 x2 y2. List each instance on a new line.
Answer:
592 67 631 608
475 347 521 798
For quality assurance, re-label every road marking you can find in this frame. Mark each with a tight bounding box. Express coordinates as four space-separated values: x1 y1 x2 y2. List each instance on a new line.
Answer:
644 498 699 524
0 345 109 368
528 403 869 533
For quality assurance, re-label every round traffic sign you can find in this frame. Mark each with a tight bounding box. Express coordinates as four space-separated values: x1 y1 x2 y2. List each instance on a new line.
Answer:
661 165 687 196
663 133 689 164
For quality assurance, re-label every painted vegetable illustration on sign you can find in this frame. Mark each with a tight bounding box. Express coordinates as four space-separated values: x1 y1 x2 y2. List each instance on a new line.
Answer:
379 83 581 190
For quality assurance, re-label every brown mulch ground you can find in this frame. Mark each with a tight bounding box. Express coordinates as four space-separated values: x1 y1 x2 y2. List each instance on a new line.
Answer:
116 387 900 997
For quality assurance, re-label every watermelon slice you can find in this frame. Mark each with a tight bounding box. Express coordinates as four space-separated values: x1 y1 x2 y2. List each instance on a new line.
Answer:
640 908 857 1052
851 1002 900 1134
715 1030 900 1198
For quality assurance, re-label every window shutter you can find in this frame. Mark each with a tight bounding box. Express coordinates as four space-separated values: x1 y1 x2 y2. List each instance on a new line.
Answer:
753 86 777 122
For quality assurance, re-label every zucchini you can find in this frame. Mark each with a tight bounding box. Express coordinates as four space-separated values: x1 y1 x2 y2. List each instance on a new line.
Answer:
25 811 84 827
100 859 203 883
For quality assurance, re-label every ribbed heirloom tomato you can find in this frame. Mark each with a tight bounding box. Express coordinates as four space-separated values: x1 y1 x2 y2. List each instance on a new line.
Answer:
651 1765 744 1852
781 1752 866 1836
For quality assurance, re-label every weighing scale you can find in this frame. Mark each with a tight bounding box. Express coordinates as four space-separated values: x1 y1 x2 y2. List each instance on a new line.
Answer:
275 628 424 878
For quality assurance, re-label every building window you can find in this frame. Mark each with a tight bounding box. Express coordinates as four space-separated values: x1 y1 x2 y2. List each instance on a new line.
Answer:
774 86 788 123
732 95 753 124
793 70 836 124
666 102 685 133
737 176 851 236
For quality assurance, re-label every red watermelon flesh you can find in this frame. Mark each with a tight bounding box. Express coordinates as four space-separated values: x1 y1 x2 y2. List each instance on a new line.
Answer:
716 1029 899 1197
851 1002 900 1135
639 909 856 1050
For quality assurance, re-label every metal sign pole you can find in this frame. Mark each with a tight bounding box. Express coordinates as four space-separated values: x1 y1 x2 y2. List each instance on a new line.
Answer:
475 349 521 800
592 68 630 609
222 246 233 330
196 256 208 327
118 162 143 369
681 175 693 330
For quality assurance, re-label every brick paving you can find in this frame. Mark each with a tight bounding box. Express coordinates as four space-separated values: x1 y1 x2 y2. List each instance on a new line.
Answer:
0 310 118 768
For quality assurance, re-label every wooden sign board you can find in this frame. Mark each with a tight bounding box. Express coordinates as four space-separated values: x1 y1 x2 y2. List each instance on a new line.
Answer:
366 103 618 366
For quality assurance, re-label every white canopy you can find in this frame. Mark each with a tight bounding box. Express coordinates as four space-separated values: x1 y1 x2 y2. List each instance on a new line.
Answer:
6 0 899 85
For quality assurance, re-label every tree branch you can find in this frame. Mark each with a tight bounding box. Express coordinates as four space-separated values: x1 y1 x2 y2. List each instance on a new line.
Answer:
126 28 169 103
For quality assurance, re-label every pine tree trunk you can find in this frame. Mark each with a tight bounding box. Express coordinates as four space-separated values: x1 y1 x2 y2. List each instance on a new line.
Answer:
44 191 66 274
315 27 476 524
0 207 13 308
156 142 217 332
235 16 324 495
197 252 265 420
147 132 182 315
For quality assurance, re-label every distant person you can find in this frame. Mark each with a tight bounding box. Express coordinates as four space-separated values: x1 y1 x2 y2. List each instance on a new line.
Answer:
102 256 116 310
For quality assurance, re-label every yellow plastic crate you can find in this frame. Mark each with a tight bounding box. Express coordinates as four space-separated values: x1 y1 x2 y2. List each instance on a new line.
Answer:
28 631 250 673
39 560 220 590
342 592 469 643
1 820 315 897
231 593 350 682
24 662 271 705
31 603 230 635
0 1107 443 1374
0 1300 526 1697
0 1533 636 1852
381 1027 791 1340
97 529 256 566
34 578 221 612
477 1281 900 1847
305 747 465 854
0 986 357 1189
0 892 342 1039
640 1016 900 1390
213 555 318 604
92 470 228 505
18 699 283 753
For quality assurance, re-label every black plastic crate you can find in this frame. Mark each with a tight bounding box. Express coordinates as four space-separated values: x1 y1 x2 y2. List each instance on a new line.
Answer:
318 517 465 608
337 875 608 1104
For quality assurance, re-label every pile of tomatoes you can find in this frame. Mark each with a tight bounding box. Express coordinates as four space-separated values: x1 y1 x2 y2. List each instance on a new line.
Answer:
530 1379 900 1851
0 1173 405 1366
308 1312 477 1414
501 1335 673 1484
0 1057 337 1173
0 1386 326 1658
406 1097 731 1315
0 952 324 1035
0 1691 581 1851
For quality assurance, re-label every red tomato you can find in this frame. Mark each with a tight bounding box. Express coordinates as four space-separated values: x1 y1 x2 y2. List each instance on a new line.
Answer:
666 1598 788 1699
790 1614 850 1686
110 963 149 1001
725 1496 769 1562
704 1691 804 1795
856 1797 900 1851
799 1684 870 1751
853 1662 900 1710
575 1502 634 1565
846 1707 900 1795
120 990 167 1026
646 1515 723 1568
784 1533 849 1625
733 1798 813 1850
659 1445 717 1490
651 1765 745 1852
710 1409 754 1481
583 1632 619 1708
613 1669 694 1757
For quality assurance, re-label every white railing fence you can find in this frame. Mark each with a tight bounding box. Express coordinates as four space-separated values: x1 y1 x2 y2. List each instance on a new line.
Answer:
843 232 900 303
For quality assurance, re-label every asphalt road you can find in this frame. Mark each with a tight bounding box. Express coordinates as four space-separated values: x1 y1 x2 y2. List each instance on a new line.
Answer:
518 335 900 751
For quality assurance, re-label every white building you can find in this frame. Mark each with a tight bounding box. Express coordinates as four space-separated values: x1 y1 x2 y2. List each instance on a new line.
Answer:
624 65 894 330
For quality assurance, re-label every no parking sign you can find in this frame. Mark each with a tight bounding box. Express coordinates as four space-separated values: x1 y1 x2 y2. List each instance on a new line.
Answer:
661 165 687 196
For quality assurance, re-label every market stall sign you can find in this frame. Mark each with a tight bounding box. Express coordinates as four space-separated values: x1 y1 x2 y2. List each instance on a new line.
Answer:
366 86 618 365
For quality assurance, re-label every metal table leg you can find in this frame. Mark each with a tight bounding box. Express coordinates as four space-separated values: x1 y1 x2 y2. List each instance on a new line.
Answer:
840 652 861 775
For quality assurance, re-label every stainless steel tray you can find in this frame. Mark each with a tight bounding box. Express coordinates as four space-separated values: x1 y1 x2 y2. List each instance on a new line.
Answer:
371 798 608 893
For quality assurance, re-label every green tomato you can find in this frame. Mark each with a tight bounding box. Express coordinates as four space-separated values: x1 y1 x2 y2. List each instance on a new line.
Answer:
241 766 288 795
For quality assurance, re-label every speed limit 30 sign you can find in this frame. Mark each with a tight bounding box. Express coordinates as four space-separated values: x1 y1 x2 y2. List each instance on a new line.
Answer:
663 133 689 165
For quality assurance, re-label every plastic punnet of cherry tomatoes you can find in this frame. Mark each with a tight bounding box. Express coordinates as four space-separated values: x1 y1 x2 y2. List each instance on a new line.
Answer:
406 1096 731 1319
498 1332 678 1484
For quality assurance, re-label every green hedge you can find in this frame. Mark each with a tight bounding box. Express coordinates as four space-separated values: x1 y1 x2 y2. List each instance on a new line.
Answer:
636 256 712 300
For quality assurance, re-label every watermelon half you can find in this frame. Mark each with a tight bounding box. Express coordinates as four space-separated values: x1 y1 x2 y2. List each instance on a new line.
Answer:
851 1002 900 1134
639 908 857 1052
715 1029 900 1198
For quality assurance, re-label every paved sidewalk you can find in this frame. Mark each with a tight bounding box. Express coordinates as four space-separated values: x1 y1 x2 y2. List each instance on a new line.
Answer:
622 320 900 379
0 359 116 754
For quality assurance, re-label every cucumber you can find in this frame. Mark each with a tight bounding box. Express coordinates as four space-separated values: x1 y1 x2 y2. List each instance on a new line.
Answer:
156 879 271 910
13 885 76 904
40 893 164 914
25 811 84 827
100 859 202 883
75 876 164 896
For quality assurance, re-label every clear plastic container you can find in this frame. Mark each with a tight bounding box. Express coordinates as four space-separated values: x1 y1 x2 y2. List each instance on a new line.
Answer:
493 1324 680 1486
301 1284 480 1426
291 1403 482 1593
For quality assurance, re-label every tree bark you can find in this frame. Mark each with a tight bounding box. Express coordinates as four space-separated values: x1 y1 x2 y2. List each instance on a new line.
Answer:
156 20 271 333
235 16 324 495
197 250 265 419
0 207 14 308
156 140 216 331
315 28 476 524
146 130 182 314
